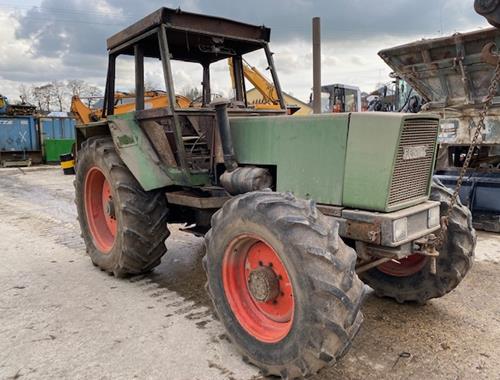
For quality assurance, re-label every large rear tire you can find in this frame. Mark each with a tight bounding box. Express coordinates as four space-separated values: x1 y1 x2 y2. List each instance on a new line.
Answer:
360 178 476 303
75 136 169 277
204 191 365 378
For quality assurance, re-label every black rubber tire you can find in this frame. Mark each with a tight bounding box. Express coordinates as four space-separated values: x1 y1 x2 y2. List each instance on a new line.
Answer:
204 191 365 379
360 178 476 304
75 136 169 277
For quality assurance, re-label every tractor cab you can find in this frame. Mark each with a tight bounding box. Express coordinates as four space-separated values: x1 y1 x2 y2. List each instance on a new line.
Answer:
101 7 286 116
77 7 287 189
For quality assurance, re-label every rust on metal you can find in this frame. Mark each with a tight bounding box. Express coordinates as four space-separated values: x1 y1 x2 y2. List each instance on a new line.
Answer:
379 27 500 110
166 191 230 209
141 120 177 166
247 266 280 303
355 257 392 274
344 220 381 245
106 7 271 58
414 234 440 275
481 41 500 66
317 204 343 217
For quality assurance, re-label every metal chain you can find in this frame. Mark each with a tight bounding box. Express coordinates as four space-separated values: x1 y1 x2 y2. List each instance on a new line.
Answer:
436 59 500 247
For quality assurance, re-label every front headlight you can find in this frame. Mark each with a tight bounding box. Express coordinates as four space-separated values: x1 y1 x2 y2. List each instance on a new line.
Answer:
393 217 408 242
428 206 440 228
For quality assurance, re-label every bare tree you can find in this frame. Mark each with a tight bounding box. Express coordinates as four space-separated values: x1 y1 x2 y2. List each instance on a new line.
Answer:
32 84 53 112
20 80 102 112
50 80 68 111
18 84 33 105
67 80 103 107
67 79 87 96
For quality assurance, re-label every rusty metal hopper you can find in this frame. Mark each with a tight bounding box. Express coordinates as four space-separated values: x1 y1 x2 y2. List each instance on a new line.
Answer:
379 28 500 109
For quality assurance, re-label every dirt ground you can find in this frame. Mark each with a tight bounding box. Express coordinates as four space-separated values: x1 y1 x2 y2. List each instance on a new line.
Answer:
0 166 499 380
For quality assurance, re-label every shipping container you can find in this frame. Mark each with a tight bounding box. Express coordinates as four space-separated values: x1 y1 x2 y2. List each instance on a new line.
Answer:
40 117 76 162
0 116 39 152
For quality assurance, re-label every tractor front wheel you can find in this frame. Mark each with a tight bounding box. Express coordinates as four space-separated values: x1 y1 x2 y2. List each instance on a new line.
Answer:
75 136 170 277
204 191 365 378
360 178 476 304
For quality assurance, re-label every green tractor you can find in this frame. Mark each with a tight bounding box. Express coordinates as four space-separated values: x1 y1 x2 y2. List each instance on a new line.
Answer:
74 8 475 378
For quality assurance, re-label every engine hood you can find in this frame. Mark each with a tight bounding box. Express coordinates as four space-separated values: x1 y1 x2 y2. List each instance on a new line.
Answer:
379 27 500 110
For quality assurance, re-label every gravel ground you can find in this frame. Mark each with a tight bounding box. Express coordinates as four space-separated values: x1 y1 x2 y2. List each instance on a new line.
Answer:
0 166 499 380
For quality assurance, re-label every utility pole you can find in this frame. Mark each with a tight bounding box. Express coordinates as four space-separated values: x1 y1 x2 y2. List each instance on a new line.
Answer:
312 17 321 114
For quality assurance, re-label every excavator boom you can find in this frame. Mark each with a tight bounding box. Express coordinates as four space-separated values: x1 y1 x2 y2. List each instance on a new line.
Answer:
70 92 191 124
228 58 279 105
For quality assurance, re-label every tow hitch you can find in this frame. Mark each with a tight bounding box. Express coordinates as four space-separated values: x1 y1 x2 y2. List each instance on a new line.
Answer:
414 234 440 275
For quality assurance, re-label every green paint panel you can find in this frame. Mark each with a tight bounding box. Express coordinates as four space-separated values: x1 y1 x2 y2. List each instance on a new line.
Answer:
342 113 402 211
43 139 74 162
109 113 210 191
342 113 438 212
109 113 174 190
230 114 349 204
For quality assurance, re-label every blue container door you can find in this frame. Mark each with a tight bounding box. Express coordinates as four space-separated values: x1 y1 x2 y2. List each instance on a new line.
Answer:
41 117 76 140
0 117 38 152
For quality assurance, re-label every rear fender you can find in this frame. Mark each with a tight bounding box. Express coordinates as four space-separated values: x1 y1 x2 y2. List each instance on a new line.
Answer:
107 114 173 190
76 114 172 191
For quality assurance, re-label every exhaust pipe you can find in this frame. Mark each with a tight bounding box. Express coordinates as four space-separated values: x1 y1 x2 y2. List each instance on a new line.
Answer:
212 99 273 194
212 99 238 172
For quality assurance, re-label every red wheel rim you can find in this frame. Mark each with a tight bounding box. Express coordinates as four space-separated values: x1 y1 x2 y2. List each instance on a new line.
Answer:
84 167 117 253
378 254 427 277
222 235 294 343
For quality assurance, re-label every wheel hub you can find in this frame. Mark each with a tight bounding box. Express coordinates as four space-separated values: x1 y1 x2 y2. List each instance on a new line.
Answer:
105 199 115 218
247 266 280 302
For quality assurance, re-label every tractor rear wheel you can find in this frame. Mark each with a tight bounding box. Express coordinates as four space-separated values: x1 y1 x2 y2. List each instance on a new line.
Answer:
75 136 169 277
204 191 365 378
360 178 476 304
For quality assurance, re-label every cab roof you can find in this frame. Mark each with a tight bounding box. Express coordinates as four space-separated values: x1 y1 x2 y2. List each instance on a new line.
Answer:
106 7 271 64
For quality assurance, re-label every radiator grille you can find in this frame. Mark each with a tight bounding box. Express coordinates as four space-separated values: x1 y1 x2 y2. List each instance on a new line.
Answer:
388 118 439 207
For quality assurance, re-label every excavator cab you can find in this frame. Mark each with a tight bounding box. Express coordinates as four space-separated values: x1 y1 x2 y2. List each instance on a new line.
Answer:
320 84 361 113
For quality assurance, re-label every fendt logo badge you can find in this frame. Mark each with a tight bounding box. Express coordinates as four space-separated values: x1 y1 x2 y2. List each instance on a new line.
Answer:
403 145 428 160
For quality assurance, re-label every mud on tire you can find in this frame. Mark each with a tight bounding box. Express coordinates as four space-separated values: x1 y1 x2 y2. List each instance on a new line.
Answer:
361 178 476 304
204 191 365 378
75 136 169 277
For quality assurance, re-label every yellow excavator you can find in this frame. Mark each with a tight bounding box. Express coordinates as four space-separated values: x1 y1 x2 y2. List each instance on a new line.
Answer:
228 58 302 114
71 60 300 123
228 58 279 110
71 91 191 124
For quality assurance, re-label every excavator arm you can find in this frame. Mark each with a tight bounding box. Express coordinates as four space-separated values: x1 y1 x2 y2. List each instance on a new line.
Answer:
228 58 279 105
70 92 192 124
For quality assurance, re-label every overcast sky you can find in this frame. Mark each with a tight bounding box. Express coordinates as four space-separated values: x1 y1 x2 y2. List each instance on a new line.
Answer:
0 0 491 103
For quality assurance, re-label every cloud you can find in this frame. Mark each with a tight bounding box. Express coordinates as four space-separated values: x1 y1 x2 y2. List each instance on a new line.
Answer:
0 0 491 103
